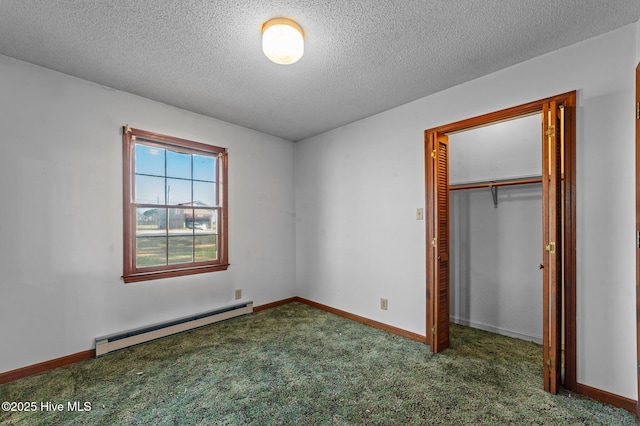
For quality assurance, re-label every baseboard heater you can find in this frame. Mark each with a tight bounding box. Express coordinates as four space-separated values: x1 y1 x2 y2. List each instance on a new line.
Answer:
95 301 253 356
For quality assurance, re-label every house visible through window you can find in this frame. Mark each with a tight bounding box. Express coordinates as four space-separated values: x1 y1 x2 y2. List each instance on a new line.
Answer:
122 127 228 283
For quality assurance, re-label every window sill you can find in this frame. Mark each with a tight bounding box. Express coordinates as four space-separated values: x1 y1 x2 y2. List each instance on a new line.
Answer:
122 264 229 283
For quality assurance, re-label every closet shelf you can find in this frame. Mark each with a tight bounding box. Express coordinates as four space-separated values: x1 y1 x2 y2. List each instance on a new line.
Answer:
449 175 543 208
449 175 543 191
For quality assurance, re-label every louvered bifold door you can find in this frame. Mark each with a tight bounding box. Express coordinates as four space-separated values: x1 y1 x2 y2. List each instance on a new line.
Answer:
542 101 563 394
427 132 450 353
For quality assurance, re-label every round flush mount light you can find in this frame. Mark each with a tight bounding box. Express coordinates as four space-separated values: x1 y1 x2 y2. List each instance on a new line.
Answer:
262 17 304 65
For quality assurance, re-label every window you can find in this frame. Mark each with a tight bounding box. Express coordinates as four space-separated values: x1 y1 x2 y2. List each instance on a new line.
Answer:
122 127 228 283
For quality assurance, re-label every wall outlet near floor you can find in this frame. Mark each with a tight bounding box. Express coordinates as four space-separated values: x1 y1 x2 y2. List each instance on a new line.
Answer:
416 208 424 220
235 289 242 300
380 298 388 310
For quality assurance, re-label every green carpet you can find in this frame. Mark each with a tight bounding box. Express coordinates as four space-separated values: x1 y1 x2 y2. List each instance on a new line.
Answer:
0 302 635 425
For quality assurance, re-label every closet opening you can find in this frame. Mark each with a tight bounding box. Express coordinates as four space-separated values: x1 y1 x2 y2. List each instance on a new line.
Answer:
448 113 543 346
424 92 576 395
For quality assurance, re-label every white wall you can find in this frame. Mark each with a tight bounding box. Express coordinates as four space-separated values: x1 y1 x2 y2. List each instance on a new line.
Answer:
637 21 640 60
449 114 542 185
449 115 542 343
0 55 296 373
295 23 638 399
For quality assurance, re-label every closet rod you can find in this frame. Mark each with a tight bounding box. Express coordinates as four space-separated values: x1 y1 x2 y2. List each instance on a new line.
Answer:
448 175 542 191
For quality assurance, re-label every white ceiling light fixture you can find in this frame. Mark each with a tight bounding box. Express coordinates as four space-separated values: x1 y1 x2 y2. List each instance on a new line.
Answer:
262 17 304 65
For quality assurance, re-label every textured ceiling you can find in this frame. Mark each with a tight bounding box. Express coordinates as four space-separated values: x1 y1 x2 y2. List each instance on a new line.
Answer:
0 1 639 142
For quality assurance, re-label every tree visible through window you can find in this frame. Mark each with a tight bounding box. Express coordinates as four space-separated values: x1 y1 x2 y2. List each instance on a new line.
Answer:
122 127 228 283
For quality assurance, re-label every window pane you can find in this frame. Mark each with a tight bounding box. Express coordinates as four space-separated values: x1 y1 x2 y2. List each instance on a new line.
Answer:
185 208 208 231
167 208 192 234
166 178 191 205
193 154 216 182
193 181 216 206
136 237 167 267
167 150 191 179
136 208 166 236
212 210 218 234
194 209 217 234
195 235 217 261
193 209 216 234
168 236 193 264
135 144 165 176
135 175 165 204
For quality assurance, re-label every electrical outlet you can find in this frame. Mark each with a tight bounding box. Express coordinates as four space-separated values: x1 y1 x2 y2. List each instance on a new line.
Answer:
235 289 242 300
380 298 388 310
416 208 424 220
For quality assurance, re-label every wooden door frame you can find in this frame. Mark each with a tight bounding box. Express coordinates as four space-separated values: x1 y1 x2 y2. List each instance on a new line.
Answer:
424 91 577 392
635 61 640 418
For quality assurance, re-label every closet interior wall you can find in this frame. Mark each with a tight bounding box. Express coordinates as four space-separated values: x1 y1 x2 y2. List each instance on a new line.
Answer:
448 114 543 343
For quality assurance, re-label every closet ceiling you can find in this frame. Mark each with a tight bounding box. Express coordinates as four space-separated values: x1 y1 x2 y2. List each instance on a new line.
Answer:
0 1 638 142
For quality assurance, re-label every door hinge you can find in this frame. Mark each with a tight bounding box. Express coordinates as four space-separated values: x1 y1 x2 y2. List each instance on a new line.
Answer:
545 358 555 370
431 325 436 335
431 150 436 159
545 242 556 254
637 232 640 249
545 125 555 137
431 238 437 247
636 102 640 120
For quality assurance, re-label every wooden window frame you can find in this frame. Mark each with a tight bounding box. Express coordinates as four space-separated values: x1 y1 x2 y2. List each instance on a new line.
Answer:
122 127 229 283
